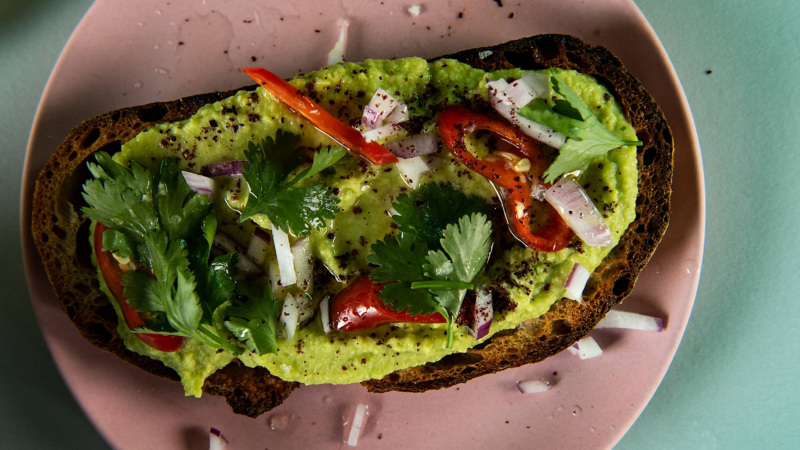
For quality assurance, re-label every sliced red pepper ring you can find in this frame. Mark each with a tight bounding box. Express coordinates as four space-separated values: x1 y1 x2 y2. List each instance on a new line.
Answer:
242 67 399 166
94 223 185 352
330 275 445 332
437 105 573 252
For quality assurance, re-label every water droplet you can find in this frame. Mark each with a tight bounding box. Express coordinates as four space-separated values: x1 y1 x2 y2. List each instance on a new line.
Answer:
556 405 564 412
153 45 160 50
610 425 617 431
133 81 143 88
572 405 583 416
268 413 290 430
155 9 161 15
323 395 333 405
169 21 176 26
155 67 170 75
590 427 596 433
548 414 554 420
137 22 144 27
251 42 256 47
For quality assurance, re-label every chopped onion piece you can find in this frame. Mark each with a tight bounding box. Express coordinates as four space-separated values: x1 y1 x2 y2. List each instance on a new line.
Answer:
291 237 313 291
345 403 369 447
575 336 603 360
487 82 567 149
280 293 301 341
211 232 265 278
517 378 551 394
520 72 550 98
383 133 437 159
268 259 282 296
567 344 579 356
361 88 398 129
319 295 332 334
181 171 215 199
201 160 245 177
564 262 590 303
247 227 270 265
395 156 431 189
504 78 537 110
361 123 403 142
327 19 349 65
469 287 493 340
384 103 409 124
407 5 421 16
209 428 228 450
272 227 297 286
595 310 665 332
544 177 613 247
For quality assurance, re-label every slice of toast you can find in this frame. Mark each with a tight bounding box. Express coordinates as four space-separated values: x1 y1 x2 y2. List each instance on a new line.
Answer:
31 34 672 417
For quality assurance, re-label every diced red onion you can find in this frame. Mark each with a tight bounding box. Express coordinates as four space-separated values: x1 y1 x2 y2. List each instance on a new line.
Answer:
361 88 398 129
200 160 245 177
575 336 603 360
209 428 228 450
319 295 332 334
327 19 349 65
487 81 567 149
395 156 431 189
247 227 270 265
564 262 590 303
181 171 215 199
385 103 409 124
383 133 437 159
516 378 551 394
345 403 369 447
520 72 550 98
595 310 665 332
211 232 265 278
544 178 613 247
272 226 296 286
469 287 493 340
361 123 403 142
290 237 312 291
280 293 301 341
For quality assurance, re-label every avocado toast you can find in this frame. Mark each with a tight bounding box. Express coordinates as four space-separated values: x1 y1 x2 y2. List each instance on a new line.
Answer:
31 34 672 417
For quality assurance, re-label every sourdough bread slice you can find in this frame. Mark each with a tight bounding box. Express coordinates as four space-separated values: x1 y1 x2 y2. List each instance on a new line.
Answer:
31 34 672 417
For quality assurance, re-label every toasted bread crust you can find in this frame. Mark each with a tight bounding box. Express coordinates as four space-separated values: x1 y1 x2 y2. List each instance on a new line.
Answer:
31 34 672 415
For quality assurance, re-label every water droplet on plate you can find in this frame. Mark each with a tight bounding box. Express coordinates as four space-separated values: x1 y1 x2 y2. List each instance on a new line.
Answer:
155 67 170 75
323 395 333 405
155 9 161 15
572 405 582 416
133 81 143 88
153 45 160 50
268 413 290 430
556 405 564 412
590 427 596 433
610 425 617 431
137 22 144 27
548 414 554 420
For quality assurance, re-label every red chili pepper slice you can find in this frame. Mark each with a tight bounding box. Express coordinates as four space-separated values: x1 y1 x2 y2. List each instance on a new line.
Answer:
94 223 185 352
330 275 445 332
242 68 399 166
437 105 573 252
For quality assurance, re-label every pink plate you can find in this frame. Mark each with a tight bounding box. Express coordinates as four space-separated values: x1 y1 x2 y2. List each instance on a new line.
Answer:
21 1 703 449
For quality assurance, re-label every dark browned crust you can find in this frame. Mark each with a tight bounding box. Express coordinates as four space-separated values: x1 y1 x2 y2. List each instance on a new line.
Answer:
31 34 672 414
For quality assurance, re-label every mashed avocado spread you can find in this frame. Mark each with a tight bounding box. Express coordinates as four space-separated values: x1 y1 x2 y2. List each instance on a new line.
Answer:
93 57 638 396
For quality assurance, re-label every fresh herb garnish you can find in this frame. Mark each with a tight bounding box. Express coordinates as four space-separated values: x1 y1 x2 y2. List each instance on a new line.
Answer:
518 70 642 183
367 184 493 348
224 280 279 355
239 130 347 236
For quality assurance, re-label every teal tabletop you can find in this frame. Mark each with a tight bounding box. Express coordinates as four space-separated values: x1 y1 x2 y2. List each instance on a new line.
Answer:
2 0 798 448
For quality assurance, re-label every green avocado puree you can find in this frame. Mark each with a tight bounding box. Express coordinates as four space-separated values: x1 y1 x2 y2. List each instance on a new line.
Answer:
107 57 638 395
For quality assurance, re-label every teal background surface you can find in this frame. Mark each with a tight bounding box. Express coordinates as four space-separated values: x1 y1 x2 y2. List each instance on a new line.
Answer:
2 0 798 448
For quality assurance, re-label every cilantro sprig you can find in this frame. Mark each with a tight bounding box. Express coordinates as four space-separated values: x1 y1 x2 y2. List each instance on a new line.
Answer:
518 70 642 183
367 184 493 348
239 130 347 236
82 152 280 355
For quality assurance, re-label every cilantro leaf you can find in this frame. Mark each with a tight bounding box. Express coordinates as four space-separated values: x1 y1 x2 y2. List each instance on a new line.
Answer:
517 71 642 183
239 131 345 236
224 281 279 355
391 183 488 251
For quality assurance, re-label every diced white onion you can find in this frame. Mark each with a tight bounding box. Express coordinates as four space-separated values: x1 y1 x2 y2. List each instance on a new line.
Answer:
361 123 403 142
346 403 369 447
384 103 409 124
383 133 437 159
211 232 264 277
486 81 567 149
247 228 270 265
394 156 430 189
361 88 398 129
544 177 613 247
567 344 579 356
272 227 297 286
209 428 228 450
517 378 551 394
407 5 421 16
319 295 332 334
504 78 537 110
595 310 665 332
327 19 349 65
280 293 300 341
564 262 590 303
268 259 282 296
520 72 551 98
291 237 313 292
575 336 603 360
469 287 493 340
182 171 215 199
